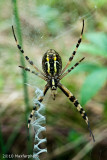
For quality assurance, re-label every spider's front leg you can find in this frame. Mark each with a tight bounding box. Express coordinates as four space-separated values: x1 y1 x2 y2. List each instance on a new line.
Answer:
12 26 45 77
61 20 84 75
58 83 95 142
28 84 49 129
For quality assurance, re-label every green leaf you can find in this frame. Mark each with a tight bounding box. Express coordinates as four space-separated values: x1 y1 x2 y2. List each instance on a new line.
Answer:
79 32 107 58
85 32 107 52
79 44 107 58
80 68 107 106
70 63 101 74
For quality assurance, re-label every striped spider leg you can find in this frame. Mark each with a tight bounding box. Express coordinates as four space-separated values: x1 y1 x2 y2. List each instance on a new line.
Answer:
12 26 45 77
59 57 85 80
28 84 49 129
19 65 46 81
60 19 84 75
58 83 95 142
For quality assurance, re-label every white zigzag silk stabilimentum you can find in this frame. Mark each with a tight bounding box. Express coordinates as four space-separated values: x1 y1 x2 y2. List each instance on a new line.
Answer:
31 88 47 160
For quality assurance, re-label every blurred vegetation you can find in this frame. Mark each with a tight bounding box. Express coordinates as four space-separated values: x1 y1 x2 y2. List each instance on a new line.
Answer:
0 0 107 160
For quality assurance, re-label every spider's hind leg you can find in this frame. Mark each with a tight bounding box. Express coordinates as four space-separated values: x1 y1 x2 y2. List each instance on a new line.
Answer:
28 84 49 129
19 66 46 81
58 83 95 142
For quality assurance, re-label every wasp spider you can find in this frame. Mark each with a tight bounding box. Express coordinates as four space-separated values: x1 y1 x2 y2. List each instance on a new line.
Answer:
12 20 95 142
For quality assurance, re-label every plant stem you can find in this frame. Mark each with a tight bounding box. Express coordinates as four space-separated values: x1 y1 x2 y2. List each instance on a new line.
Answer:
12 0 29 120
12 0 31 155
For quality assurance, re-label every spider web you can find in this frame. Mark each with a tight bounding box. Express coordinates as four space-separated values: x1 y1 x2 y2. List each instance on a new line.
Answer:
12 1 105 160
18 3 99 88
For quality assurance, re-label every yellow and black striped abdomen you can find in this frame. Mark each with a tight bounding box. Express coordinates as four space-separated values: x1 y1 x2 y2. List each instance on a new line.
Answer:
42 49 62 76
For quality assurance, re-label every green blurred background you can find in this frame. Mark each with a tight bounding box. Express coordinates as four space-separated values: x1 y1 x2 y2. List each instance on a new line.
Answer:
0 0 107 160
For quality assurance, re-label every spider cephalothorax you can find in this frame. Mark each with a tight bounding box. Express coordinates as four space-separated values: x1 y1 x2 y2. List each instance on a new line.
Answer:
12 20 95 142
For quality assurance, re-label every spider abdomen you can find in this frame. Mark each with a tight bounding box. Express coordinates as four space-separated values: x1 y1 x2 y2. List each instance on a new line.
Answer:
42 49 62 76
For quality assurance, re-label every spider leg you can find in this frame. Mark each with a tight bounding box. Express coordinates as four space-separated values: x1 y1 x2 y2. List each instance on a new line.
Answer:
19 65 46 81
28 84 49 129
60 20 84 75
58 83 95 142
12 26 45 77
59 57 85 80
